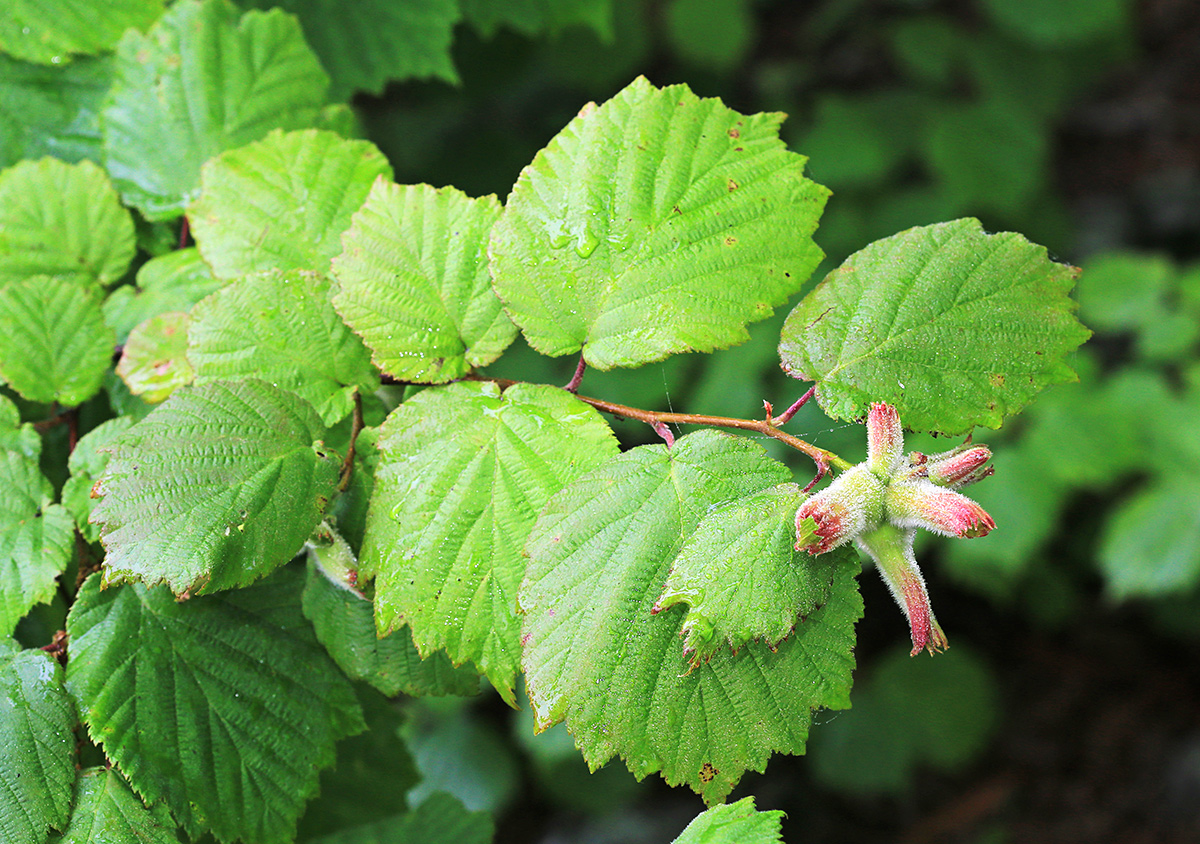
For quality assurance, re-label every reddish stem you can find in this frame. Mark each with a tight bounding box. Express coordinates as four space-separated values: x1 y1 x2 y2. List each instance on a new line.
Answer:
774 385 816 426
564 356 587 393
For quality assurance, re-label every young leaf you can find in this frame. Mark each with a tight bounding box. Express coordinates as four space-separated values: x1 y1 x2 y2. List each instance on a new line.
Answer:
301 561 480 698
61 416 135 543
102 0 329 220
656 482 845 661
115 312 195 403
0 275 115 407
0 450 74 636
189 129 393 280
359 381 619 706
332 181 516 384
305 792 494 844
779 218 1091 434
90 379 341 595
0 53 112 168
237 0 460 98
672 797 784 844
66 571 365 844
53 767 182 844
520 430 862 803
0 157 135 288
102 248 223 344
188 270 379 425
0 0 162 65
489 76 829 370
0 644 76 843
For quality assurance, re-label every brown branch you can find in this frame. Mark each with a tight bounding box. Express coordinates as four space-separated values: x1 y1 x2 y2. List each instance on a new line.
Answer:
338 390 364 492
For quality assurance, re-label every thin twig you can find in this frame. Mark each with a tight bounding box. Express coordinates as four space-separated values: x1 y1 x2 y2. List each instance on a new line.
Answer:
773 385 816 425
338 391 364 492
564 356 587 393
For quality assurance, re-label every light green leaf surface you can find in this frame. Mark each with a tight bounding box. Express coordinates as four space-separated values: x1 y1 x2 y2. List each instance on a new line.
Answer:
90 379 341 595
190 129 392 279
102 0 329 220
301 561 480 698
359 381 619 706
0 450 74 636
188 270 379 424
102 248 223 344
0 393 40 458
239 0 459 98
0 275 115 406
0 157 135 288
61 417 135 543
1099 477 1200 599
66 570 364 844
1076 251 1173 332
0 0 162 64
53 767 182 844
657 482 844 660
0 53 112 168
332 181 516 384
115 312 194 403
779 218 1092 434
520 430 862 803
0 646 76 842
460 0 612 38
489 76 828 370
306 792 494 844
672 797 783 844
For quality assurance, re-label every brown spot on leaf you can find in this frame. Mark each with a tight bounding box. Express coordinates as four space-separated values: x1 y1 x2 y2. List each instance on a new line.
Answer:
990 373 1006 388
700 762 718 784
728 127 740 139
724 236 737 246
727 178 739 192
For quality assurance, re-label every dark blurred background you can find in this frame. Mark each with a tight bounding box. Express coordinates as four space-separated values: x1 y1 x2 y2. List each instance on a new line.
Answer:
352 1 1200 842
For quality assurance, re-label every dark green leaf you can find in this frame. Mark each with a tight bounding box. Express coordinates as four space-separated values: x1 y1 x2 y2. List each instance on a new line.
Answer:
461 0 612 38
306 792 494 844
52 767 182 844
0 53 112 168
61 417 135 543
1099 477 1200 599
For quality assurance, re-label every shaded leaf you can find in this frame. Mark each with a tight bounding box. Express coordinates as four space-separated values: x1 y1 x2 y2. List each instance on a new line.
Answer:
66 570 364 844
0 450 74 636
0 275 115 406
190 129 392 279
188 270 379 424
520 430 862 803
1099 477 1200 599
489 76 828 370
0 645 76 842
0 0 162 64
779 218 1091 434
102 0 328 219
52 767 182 844
672 797 783 844
301 560 480 698
306 792 494 844
90 379 341 595
61 416 135 543
0 393 40 459
0 53 112 168
0 157 135 288
359 381 619 705
332 181 516 384
102 248 223 344
115 312 194 403
460 0 612 38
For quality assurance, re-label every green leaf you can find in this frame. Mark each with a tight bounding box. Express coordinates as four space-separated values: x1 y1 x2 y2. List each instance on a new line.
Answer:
0 450 74 636
102 0 329 220
188 270 379 425
61 416 135 543
301 560 480 698
1099 477 1200 599
656 482 846 660
489 76 829 370
190 129 393 280
332 181 516 384
664 0 753 72
0 157 135 288
0 393 40 459
0 53 112 168
238 0 459 99
1076 251 1174 333
102 248 223 344
779 218 1092 434
978 0 1131 45
90 379 341 595
672 797 783 844
52 767 182 844
0 276 115 407
520 430 862 803
0 646 76 842
306 792 494 844
0 0 163 64
115 312 195 403
359 381 619 706
809 646 999 795
66 570 364 844
460 0 612 38
297 690 418 840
